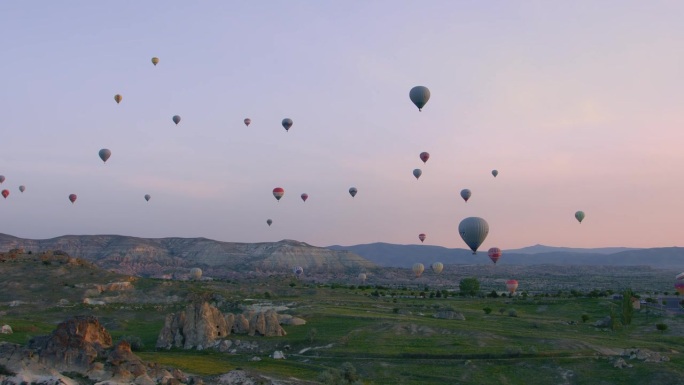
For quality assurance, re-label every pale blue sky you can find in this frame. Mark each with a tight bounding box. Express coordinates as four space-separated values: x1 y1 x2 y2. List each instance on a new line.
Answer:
1 1 683 249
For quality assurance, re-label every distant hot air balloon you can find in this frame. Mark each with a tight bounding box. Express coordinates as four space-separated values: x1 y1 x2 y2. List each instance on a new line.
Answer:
98 149 111 163
144 194 151 202
413 169 422 180
431 262 444 275
0 175 5 183
358 273 367 283
114 94 122 104
420 152 430 164
349 187 357 198
460 189 472 202
575 211 585 224
301 193 308 202
458 217 489 254
19 185 25 193
293 266 304 277
273 187 284 201
488 247 502 264
418 233 426 243
492 170 498 177
676 272 684 281
282 118 293 132
244 118 251 127
675 281 684 295
151 57 159 66
267 219 273 226
68 194 77 203
1 190 8 199
412 263 425 278
172 115 181 125
190 267 202 280
506 279 519 295
409 86 430 111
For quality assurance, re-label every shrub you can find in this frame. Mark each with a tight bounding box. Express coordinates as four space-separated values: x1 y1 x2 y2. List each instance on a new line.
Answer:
656 323 668 333
508 309 518 317
581 314 590 323
499 308 506 315
483 307 492 314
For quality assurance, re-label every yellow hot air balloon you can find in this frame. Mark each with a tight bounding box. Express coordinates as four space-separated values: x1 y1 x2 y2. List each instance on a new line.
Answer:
114 94 122 104
151 57 159 66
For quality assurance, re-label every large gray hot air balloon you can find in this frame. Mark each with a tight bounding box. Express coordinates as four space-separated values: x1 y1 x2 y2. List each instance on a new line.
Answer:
409 86 430 111
349 187 358 198
144 194 151 202
458 217 489 254
282 118 293 132
413 169 422 180
492 170 498 177
267 219 273 226
99 149 111 163
19 185 25 193
172 115 181 125
460 189 472 202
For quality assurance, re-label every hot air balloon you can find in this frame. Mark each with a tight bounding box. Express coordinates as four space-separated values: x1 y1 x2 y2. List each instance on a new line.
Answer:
0 175 5 183
273 187 284 201
575 211 585 224
675 281 684 295
98 149 111 163
413 169 422 180
172 115 181 125
418 233 426 243
460 189 472 202
349 187 357 198
267 219 273 226
492 170 498 177
458 217 489 254
19 185 25 193
358 273 367 283
506 279 519 295
114 94 122 104
293 266 304 277
412 263 425 278
488 247 502 264
431 262 444 275
301 193 308 202
69 194 77 203
1 190 8 199
151 57 159 66
244 118 251 126
282 118 293 132
420 152 430 164
676 272 684 281
190 267 202 280
144 194 151 202
409 86 430 111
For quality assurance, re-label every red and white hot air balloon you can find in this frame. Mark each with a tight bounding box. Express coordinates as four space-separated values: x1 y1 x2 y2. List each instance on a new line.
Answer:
488 247 502 264
272 187 284 202
506 279 519 295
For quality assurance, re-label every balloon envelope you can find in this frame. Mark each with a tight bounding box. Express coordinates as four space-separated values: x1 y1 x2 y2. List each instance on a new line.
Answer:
267 219 272 226
190 268 202 280
420 152 430 163
172 115 181 125
68 194 77 203
431 262 444 274
488 247 502 264
144 194 151 202
492 170 498 177
151 57 159 66
418 233 426 243
19 185 25 193
301 193 308 202
244 118 251 126
506 279 519 294
460 189 472 202
282 118 293 131
675 281 684 295
412 263 425 277
98 149 111 163
1 190 8 199
676 272 684 281
293 266 304 276
413 169 422 180
575 211 585 223
273 187 284 201
358 273 367 282
0 175 4 183
409 86 430 111
458 217 489 254
114 94 122 104
349 187 357 198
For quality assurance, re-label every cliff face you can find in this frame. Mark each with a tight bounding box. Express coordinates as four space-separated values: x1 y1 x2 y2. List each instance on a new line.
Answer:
0 234 375 277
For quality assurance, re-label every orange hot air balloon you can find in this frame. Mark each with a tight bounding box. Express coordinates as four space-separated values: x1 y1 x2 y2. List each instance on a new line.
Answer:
114 94 122 104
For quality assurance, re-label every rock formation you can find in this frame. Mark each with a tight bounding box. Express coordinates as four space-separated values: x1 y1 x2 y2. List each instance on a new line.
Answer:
156 302 294 350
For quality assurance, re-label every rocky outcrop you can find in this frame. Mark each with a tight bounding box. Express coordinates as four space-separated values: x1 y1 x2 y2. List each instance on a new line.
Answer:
156 302 294 350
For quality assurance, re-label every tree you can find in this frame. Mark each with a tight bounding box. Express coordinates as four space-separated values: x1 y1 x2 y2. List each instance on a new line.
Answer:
621 289 634 326
459 277 480 297
483 307 492 314
487 290 499 298
581 314 590 323
656 323 668 333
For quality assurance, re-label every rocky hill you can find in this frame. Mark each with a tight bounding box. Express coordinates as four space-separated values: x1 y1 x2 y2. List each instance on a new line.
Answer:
0 234 376 278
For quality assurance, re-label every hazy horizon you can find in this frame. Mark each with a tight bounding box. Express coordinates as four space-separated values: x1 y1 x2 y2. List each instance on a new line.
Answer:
1 1 683 249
